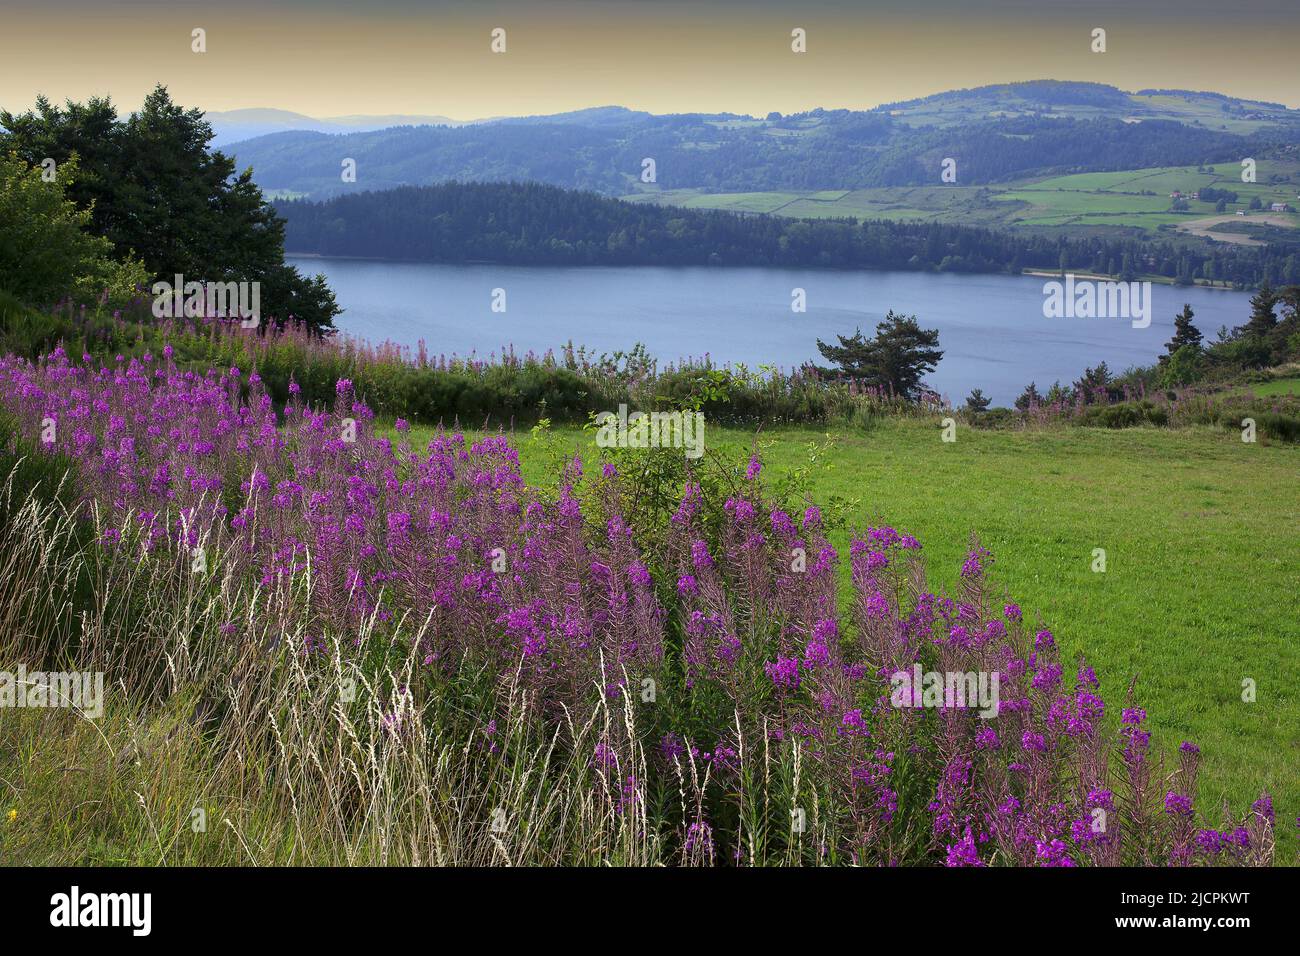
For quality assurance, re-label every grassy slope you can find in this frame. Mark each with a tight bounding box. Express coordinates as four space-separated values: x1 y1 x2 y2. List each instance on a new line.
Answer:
624 160 1300 239
1251 376 1300 397
408 417 1300 855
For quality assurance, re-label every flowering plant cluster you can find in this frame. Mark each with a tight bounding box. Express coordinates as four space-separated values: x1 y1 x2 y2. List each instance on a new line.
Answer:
0 347 1279 866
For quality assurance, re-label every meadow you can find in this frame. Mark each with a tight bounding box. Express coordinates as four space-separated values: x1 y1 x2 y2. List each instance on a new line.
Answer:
411 415 1300 860
625 160 1300 239
1251 375 1300 396
1 347 1293 865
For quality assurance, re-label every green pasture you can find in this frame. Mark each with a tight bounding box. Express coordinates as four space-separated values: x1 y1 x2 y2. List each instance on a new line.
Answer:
623 160 1300 241
398 416 1300 856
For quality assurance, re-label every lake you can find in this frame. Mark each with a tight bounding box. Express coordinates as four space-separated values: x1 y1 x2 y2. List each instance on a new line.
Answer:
287 257 1250 405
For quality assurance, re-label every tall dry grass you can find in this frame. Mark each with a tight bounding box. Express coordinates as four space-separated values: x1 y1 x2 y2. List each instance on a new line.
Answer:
0 471 787 866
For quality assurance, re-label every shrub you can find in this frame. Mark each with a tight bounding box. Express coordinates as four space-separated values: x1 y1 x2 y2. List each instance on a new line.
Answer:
0 154 146 308
0 287 74 359
967 407 1016 429
1160 345 1204 388
1255 412 1300 443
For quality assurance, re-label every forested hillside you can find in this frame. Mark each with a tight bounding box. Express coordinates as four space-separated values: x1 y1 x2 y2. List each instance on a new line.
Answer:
277 181 1299 286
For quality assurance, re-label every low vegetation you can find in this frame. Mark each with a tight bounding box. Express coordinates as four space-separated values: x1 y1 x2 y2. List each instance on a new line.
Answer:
0 351 1291 865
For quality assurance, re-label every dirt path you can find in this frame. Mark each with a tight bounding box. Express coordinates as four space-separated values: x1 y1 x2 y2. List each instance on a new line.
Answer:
1176 213 1296 246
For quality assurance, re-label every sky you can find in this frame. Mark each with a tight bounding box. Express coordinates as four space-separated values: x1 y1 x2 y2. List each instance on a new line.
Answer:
1 0 1297 119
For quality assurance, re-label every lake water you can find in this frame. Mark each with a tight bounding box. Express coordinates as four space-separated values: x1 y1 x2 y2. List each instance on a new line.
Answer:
288 257 1250 405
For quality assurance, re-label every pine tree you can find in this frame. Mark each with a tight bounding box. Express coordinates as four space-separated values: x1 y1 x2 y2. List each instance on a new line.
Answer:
1043 380 1073 406
1014 382 1042 411
964 388 991 413
814 311 943 399
1073 363 1114 404
1238 284 1278 338
1279 285 1300 324
1161 304 1202 361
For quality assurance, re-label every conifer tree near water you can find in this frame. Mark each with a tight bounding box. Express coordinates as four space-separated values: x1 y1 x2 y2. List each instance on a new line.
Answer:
1239 284 1278 339
1014 381 1042 411
1161 304 1203 362
964 388 992 413
814 311 943 400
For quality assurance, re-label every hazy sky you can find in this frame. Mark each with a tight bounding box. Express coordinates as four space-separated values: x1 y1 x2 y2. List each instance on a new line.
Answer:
2 0 1297 118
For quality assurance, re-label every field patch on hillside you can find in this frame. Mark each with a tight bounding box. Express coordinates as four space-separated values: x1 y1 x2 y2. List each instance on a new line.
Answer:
626 160 1300 242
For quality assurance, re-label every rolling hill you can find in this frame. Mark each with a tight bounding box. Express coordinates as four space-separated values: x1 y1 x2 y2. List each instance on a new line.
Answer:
206 108 477 148
221 81 1300 203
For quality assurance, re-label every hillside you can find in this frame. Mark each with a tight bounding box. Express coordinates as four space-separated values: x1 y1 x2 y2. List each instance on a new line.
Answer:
275 181 1297 286
627 157 1300 243
206 107 475 148
225 81 1300 202
876 81 1300 136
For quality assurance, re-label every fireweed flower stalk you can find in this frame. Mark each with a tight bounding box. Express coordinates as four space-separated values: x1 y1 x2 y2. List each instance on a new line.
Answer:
0 350 665 710
669 483 744 691
0 348 1281 867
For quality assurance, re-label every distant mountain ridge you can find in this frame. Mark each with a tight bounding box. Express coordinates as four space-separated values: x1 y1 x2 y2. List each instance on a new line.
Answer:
207 104 657 147
219 81 1300 200
206 108 479 148
873 81 1298 130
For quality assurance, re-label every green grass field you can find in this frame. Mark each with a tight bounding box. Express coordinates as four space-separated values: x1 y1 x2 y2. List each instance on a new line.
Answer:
624 160 1300 240
404 417 1300 855
1251 376 1300 397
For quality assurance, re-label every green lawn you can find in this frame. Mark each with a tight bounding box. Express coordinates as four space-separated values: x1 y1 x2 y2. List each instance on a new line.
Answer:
621 159 1300 241
1252 376 1300 397
405 417 1300 856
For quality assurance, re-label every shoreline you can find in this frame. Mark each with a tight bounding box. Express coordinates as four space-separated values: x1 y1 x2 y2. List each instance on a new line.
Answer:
1021 270 1245 291
287 254 1255 291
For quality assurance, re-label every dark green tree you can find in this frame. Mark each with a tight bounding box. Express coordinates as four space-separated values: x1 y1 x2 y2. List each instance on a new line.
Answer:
1237 284 1277 339
1014 381 1042 411
1278 285 1300 326
0 86 339 332
1278 285 1300 361
1073 362 1114 403
964 388 991 413
814 311 943 399
1161 304 1202 361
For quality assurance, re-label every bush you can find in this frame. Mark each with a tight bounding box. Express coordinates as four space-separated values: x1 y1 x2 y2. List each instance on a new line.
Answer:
1209 336 1272 371
1160 345 1204 388
967 407 1016 429
1253 412 1300 443
0 154 146 308
0 288 72 359
1078 401 1163 429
